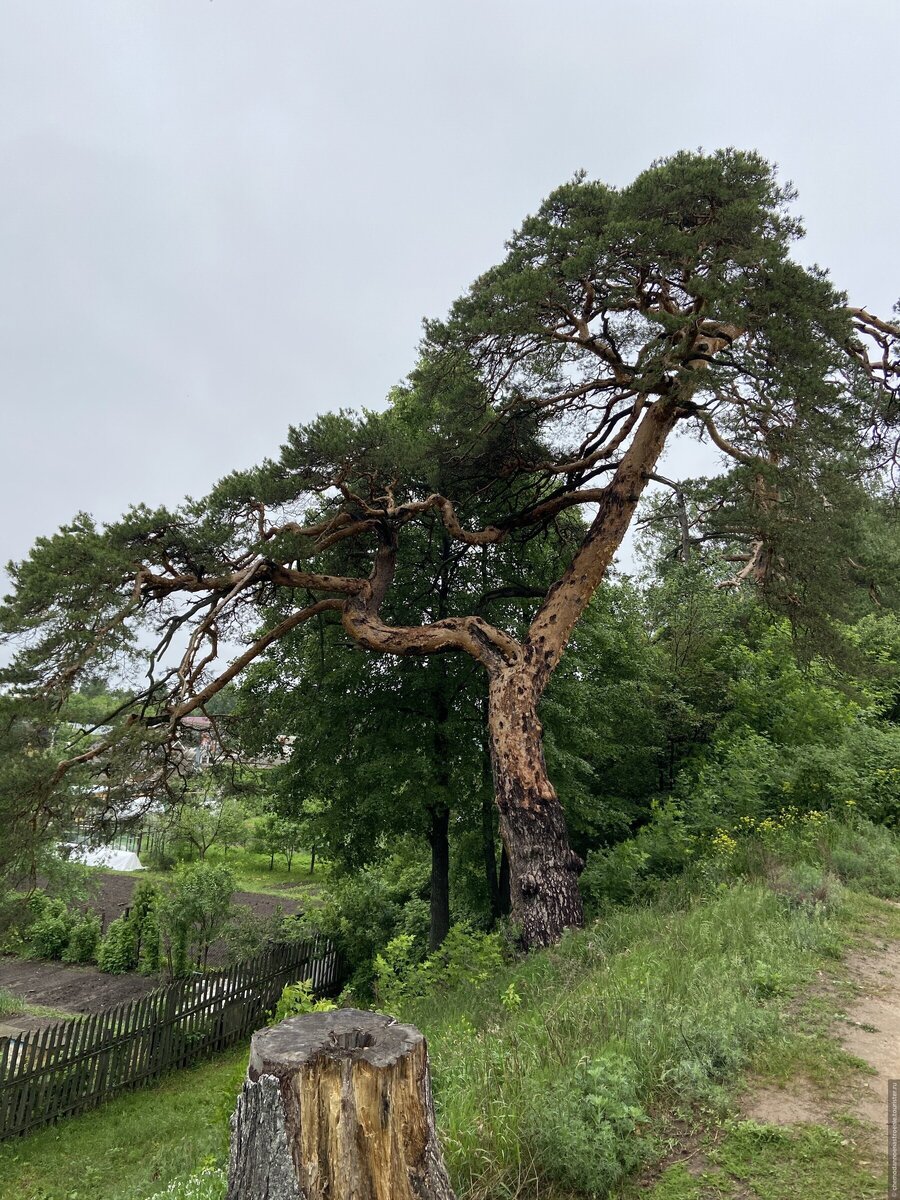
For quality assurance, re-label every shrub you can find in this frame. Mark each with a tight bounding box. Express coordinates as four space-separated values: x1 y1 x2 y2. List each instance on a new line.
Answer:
127 880 162 973
138 908 162 974
25 889 53 919
580 803 695 914
0 895 27 955
62 913 101 963
223 906 283 965
157 862 236 973
824 821 900 897
374 924 504 1015
522 1052 651 1195
271 979 337 1023
372 933 421 1011
97 915 138 973
26 900 75 960
305 851 430 995
144 845 177 872
765 863 839 916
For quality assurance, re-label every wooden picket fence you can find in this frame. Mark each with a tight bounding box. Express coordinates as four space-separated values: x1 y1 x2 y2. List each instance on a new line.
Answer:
0 936 341 1139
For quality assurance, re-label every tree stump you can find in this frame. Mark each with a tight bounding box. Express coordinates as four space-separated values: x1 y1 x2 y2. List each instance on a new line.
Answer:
227 1008 456 1200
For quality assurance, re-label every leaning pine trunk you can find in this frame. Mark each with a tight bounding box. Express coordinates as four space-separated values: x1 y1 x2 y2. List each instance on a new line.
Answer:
488 670 583 947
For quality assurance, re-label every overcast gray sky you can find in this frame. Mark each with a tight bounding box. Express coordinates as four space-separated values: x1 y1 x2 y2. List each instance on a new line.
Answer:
2 1 898 585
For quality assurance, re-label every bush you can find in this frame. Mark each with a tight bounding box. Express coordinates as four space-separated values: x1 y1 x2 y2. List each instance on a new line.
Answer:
824 821 900 897
157 861 236 974
138 908 162 974
765 863 840 916
522 1052 651 1195
373 924 504 1015
580 803 694 914
0 893 27 955
97 915 138 973
144 845 177 872
26 900 75 960
305 851 430 996
271 979 337 1023
129 880 162 973
223 906 283 964
62 913 101 963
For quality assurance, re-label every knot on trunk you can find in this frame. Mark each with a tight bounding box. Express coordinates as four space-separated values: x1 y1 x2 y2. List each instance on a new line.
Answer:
227 1009 456 1200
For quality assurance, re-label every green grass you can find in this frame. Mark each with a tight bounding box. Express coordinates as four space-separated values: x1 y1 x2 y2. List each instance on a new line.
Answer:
408 883 862 1199
106 845 327 900
0 989 28 1020
712 1118 885 1199
0 990 78 1023
640 1118 886 1199
0 1048 246 1200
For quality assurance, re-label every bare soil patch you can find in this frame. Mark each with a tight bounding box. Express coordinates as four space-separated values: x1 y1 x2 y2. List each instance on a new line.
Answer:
0 957 158 1015
742 1082 826 1126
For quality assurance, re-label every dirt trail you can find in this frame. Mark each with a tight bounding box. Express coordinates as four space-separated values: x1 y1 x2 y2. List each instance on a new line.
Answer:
745 939 900 1147
832 941 900 1129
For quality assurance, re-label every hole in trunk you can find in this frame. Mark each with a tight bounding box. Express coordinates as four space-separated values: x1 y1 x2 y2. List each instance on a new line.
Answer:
329 1030 375 1051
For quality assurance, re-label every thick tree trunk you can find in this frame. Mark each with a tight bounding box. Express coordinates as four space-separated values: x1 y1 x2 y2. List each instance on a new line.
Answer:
428 803 450 951
227 1009 455 1200
488 671 583 948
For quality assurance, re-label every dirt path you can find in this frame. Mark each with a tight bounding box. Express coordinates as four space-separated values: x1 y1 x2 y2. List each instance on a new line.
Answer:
745 938 900 1152
834 942 900 1129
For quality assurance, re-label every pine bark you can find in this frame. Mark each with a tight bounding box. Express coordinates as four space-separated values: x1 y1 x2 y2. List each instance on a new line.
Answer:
488 672 583 947
227 1009 456 1200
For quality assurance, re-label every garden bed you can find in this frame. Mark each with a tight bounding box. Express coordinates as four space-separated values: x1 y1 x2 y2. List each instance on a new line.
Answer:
0 958 157 1015
85 873 301 934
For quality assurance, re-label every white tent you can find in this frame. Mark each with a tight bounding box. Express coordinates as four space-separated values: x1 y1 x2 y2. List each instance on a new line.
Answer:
67 845 144 871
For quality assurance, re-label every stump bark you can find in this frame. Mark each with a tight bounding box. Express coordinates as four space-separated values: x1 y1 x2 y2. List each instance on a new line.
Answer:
227 1008 456 1200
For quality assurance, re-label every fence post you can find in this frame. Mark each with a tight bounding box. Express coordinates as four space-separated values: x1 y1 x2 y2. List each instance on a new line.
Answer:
227 1009 455 1200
